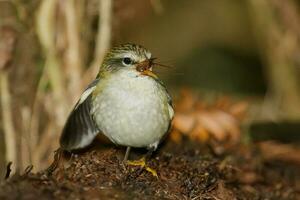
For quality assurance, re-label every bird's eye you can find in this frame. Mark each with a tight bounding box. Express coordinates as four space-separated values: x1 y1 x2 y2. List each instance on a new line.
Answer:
122 57 133 66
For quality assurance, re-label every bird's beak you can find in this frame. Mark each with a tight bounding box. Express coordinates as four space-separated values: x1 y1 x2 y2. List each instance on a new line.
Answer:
142 69 158 79
136 58 158 79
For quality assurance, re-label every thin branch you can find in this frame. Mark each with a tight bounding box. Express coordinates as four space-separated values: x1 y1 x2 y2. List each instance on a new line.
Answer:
248 0 300 120
83 0 112 84
64 0 82 99
0 72 17 169
20 106 32 170
33 0 68 170
94 0 112 70
4 162 12 179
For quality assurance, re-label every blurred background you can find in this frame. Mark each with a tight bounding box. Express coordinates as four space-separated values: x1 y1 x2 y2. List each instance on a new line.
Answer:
1 0 300 175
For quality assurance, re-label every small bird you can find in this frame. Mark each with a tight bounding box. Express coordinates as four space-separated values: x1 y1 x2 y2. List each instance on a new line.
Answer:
59 43 174 173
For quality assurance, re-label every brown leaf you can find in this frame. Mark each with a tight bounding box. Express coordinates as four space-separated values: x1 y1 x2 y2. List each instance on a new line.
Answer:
169 129 182 144
170 88 248 145
190 123 209 143
173 113 195 133
229 101 249 119
196 112 226 141
258 141 300 165
210 111 240 143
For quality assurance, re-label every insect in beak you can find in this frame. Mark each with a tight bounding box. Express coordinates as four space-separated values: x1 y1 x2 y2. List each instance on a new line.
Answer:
136 58 158 79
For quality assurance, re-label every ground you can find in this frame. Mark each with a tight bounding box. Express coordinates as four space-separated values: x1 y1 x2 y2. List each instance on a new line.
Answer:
0 140 299 200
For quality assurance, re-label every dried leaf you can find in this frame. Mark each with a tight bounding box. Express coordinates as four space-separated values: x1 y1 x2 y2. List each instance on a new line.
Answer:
196 112 226 141
229 101 248 119
169 129 182 144
190 124 209 143
172 114 195 133
171 88 247 145
259 141 300 165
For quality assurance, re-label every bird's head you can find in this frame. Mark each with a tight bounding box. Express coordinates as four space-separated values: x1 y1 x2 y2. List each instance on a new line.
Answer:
98 43 157 78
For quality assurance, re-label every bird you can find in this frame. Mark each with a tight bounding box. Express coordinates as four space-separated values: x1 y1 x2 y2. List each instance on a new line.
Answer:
58 43 174 175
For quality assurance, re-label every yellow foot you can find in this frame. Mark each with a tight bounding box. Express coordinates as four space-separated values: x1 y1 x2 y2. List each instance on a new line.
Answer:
145 166 158 178
127 157 146 167
126 157 158 178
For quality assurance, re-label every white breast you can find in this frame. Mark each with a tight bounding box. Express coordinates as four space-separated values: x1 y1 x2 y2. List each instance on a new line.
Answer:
91 69 172 149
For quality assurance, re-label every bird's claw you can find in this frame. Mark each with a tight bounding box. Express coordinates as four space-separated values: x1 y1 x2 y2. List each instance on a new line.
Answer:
126 157 158 178
145 166 158 178
126 157 146 167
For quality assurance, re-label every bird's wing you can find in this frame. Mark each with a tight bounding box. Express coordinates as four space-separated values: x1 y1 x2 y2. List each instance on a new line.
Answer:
166 92 174 120
60 79 100 151
156 78 174 119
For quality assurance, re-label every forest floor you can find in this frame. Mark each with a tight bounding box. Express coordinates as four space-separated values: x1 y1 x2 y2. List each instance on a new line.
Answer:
0 139 299 200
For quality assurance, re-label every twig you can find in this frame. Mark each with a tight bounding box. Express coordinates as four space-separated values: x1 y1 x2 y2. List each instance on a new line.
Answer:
64 0 82 99
0 26 17 170
22 165 33 177
36 121 58 166
20 107 31 171
259 141 300 165
33 0 68 170
0 71 17 170
247 0 300 120
4 162 12 179
83 0 112 84
46 148 63 176
93 0 112 69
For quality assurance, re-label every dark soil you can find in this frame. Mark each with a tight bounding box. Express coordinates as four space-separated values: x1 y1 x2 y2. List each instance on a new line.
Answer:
0 140 299 200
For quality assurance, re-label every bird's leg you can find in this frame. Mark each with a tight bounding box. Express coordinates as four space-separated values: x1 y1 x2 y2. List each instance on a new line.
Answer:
145 148 155 160
123 146 131 162
126 148 158 178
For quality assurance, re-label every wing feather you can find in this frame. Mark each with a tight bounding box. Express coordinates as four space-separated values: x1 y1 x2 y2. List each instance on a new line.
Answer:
60 79 100 151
